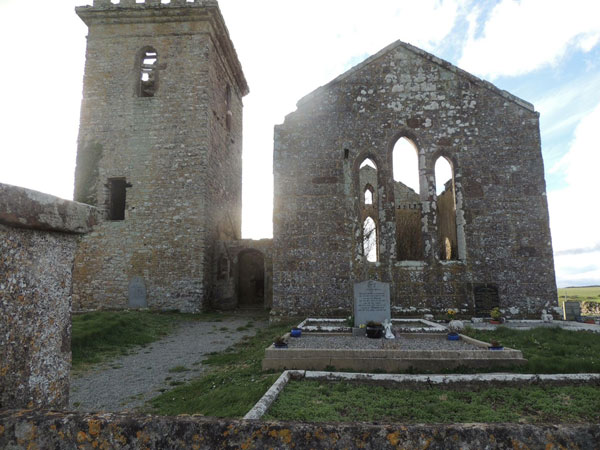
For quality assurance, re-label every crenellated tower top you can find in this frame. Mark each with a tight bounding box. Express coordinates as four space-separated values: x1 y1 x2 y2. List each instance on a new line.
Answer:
88 0 218 8
76 0 247 96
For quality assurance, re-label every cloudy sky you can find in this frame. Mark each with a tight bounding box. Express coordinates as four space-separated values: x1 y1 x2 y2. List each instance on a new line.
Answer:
1 0 599 288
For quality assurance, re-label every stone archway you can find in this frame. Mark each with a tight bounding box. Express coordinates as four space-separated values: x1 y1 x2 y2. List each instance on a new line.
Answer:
238 250 265 307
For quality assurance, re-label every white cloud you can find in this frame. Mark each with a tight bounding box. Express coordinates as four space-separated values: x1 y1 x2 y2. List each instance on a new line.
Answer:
459 0 600 78
217 0 464 238
548 101 600 285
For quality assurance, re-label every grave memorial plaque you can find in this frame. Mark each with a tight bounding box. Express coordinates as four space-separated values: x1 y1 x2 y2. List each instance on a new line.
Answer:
128 276 147 308
562 301 581 321
353 280 391 326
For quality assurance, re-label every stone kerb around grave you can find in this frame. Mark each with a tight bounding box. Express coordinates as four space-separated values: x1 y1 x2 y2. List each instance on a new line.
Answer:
353 280 391 326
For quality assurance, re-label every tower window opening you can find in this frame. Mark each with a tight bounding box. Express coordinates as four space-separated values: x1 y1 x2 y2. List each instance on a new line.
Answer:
108 178 127 221
139 48 158 97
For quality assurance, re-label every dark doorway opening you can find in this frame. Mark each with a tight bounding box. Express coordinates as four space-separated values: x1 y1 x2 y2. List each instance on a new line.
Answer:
238 250 265 307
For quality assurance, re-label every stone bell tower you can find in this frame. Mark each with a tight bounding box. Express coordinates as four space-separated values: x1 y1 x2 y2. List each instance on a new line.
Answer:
72 0 248 312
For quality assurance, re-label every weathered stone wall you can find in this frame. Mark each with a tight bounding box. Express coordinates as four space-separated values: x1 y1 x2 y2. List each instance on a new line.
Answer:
0 183 99 410
1 410 599 449
273 41 557 318
72 0 248 312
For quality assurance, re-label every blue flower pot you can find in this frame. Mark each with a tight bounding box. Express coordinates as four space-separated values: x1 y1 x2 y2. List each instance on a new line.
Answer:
447 332 460 341
290 328 302 338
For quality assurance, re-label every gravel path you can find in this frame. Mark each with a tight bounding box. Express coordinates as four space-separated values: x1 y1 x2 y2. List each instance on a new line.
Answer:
69 316 268 412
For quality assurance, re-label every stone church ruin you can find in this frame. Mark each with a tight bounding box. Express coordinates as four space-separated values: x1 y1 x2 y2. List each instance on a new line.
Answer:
65 0 557 319
0 1 567 445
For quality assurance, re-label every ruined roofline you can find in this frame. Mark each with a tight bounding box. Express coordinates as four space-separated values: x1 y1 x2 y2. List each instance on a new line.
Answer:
76 0 249 96
295 39 535 114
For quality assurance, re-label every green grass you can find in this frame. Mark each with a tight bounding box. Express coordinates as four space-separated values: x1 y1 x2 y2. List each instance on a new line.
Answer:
71 311 181 370
145 321 294 418
168 365 189 373
263 380 600 424
461 327 600 373
558 286 600 310
71 310 260 371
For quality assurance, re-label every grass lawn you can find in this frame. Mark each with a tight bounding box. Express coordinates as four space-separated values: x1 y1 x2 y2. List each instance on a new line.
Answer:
263 380 600 424
71 310 234 371
460 327 600 374
144 320 294 418
557 286 600 308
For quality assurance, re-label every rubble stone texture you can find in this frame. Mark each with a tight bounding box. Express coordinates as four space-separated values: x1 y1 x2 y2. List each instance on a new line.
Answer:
0 183 98 410
1 410 599 450
273 41 557 319
72 0 249 312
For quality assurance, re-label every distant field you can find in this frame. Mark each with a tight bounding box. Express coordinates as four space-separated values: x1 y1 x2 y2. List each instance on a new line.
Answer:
557 286 600 305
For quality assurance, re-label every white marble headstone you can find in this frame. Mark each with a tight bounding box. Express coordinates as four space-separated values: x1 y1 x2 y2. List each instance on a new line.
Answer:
353 280 391 326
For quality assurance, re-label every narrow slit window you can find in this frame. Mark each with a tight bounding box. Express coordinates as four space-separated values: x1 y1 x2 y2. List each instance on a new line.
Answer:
139 48 158 97
363 217 378 262
108 179 127 221
226 84 232 131
364 185 374 205
435 156 459 260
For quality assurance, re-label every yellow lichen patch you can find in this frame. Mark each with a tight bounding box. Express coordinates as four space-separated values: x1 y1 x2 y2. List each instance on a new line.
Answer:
267 429 292 445
387 431 401 447
313 427 326 441
88 419 101 436
136 430 151 446
511 438 530 450
0 366 8 377
76 431 88 443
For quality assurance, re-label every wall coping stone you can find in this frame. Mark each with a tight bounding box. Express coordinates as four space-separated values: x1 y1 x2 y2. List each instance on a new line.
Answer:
0 183 101 234
1 409 600 449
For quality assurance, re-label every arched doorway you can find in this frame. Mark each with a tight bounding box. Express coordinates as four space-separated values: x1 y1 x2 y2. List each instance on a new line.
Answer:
238 250 265 307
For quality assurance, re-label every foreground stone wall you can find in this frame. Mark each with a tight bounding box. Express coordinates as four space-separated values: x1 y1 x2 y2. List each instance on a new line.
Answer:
273 40 557 318
0 183 99 409
1 410 598 449
72 1 248 312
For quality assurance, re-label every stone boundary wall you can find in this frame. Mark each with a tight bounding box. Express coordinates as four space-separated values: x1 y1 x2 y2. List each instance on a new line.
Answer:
0 183 100 410
0 410 598 449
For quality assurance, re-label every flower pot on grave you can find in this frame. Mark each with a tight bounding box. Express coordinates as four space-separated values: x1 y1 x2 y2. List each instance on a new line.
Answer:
274 342 288 348
290 328 302 338
366 325 384 339
488 345 504 350
447 332 460 341
489 320 502 325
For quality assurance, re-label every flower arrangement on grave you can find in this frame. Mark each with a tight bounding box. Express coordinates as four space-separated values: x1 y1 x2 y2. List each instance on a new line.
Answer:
490 307 502 324
489 339 503 350
446 309 456 321
366 321 384 339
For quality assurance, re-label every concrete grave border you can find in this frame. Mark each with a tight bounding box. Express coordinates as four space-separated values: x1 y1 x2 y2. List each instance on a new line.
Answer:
245 370 600 420
263 330 526 371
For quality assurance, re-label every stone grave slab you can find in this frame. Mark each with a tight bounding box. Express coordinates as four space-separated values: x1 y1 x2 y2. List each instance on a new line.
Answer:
563 301 581 321
128 276 147 308
353 280 390 326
